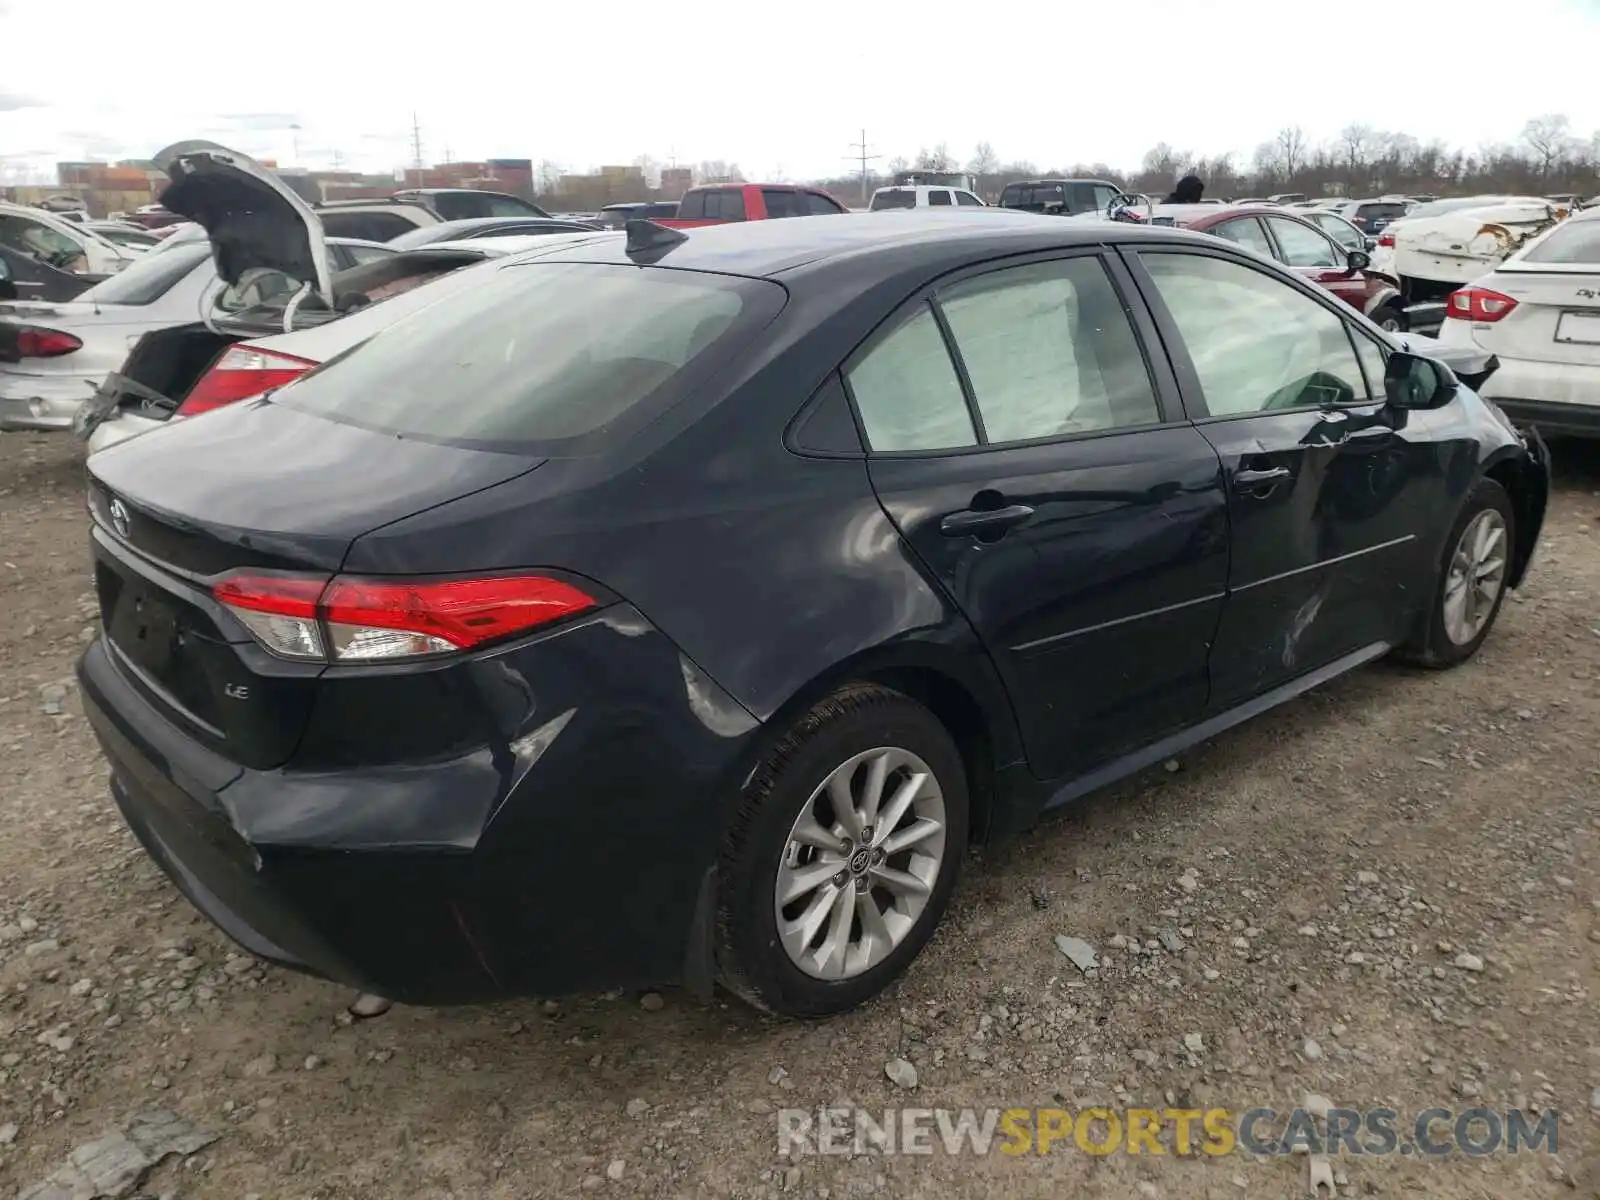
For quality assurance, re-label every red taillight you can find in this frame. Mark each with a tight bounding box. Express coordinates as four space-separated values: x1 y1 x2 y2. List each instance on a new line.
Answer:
211 572 597 662
1377 232 1396 248
176 346 315 417
1446 287 1519 323
15 327 82 358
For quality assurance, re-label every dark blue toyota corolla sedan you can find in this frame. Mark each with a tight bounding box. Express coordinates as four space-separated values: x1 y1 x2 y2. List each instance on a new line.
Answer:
78 210 1550 1018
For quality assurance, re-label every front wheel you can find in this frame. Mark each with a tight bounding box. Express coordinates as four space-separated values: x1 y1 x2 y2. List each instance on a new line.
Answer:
714 684 969 1017
1370 301 1406 333
1395 478 1515 668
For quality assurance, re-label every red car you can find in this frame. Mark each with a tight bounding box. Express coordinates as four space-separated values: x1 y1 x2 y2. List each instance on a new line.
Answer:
1147 204 1406 332
655 183 848 228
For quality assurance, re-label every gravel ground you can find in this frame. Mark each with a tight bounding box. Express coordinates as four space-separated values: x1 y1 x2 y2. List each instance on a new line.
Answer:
1 430 1598 1200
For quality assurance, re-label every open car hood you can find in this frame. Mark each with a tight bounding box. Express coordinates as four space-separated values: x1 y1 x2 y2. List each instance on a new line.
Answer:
154 139 333 308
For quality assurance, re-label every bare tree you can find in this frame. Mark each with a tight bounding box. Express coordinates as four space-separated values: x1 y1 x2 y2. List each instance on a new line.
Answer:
886 155 909 178
968 141 999 177
915 143 957 171
1522 114 1574 177
534 160 564 193
1274 126 1308 179
1339 123 1373 190
632 154 661 189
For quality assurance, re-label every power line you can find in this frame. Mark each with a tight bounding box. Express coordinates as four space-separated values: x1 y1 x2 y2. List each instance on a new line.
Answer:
410 113 424 176
845 128 881 205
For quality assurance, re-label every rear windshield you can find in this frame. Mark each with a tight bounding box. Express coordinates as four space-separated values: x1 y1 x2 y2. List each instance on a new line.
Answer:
1403 197 1519 221
275 262 786 451
77 241 210 306
1519 218 1600 264
999 183 1065 210
870 190 916 211
429 192 549 220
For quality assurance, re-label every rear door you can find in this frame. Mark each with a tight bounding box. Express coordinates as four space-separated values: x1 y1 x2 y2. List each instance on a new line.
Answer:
1126 245 1433 709
850 249 1229 781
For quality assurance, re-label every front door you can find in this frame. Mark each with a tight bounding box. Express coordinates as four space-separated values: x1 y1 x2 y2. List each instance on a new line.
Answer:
1262 214 1370 313
1127 245 1432 710
846 250 1229 781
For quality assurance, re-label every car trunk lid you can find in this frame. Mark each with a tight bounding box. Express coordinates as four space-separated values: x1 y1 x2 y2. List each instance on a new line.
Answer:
1461 267 1600 367
86 400 546 769
155 139 334 312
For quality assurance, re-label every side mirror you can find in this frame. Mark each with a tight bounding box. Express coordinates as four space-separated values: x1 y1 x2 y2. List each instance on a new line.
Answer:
1384 351 1458 410
1346 249 1372 271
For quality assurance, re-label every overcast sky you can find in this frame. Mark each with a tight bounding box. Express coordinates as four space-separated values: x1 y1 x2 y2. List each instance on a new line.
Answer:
3 0 1599 182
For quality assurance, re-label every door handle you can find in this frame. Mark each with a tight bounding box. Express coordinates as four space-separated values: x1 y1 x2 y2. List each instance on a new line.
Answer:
940 503 1035 537
1232 466 1290 489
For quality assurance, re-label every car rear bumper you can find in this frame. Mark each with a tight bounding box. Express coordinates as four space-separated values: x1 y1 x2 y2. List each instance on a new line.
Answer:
0 369 98 430
78 604 763 1005
1477 355 1600 438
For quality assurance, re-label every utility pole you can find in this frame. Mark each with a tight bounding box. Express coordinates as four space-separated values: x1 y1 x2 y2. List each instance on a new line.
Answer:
845 129 881 205
410 113 424 184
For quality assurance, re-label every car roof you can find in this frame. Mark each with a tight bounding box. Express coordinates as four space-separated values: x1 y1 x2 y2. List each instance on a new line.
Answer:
1001 178 1116 187
515 209 1198 280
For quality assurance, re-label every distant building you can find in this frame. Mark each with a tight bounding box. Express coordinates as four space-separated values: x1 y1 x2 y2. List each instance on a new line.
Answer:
659 167 693 200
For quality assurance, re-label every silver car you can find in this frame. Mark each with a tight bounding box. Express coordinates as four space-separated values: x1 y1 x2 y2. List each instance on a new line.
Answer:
72 141 620 453
0 233 393 432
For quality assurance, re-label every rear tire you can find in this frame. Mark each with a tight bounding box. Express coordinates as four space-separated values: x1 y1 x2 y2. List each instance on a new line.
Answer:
714 684 968 1017
1395 478 1515 668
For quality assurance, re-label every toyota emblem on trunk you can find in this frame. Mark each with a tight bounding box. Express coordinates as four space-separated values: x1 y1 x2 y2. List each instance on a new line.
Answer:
109 498 130 540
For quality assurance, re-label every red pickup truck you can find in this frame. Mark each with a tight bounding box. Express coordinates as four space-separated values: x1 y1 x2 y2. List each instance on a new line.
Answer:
654 183 849 228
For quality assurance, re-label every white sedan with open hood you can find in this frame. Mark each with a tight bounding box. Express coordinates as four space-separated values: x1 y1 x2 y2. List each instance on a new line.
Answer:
1433 205 1600 438
75 140 614 452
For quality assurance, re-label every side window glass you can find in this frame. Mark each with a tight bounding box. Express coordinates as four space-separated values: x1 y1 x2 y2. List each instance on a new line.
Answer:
1352 331 1388 400
719 190 748 221
846 305 977 452
938 257 1160 442
677 192 706 220
1268 218 1341 268
956 191 982 207
928 191 952 206
806 192 844 215
761 189 803 218
1142 252 1365 415
1211 218 1273 257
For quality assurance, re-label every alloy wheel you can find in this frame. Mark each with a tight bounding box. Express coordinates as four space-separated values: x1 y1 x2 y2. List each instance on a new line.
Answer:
774 746 947 980
1442 508 1508 645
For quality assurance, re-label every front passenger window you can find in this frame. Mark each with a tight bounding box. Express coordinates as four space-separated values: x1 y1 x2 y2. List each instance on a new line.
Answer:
1142 252 1367 415
1267 217 1342 268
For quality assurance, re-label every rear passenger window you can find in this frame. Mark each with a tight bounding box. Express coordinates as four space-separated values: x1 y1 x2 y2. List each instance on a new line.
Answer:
928 191 952 206
845 305 977 452
762 189 805 218
938 257 1160 442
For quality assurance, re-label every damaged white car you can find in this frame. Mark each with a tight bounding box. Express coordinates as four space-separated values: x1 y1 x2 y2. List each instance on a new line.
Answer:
1379 195 1574 331
1434 204 1600 438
